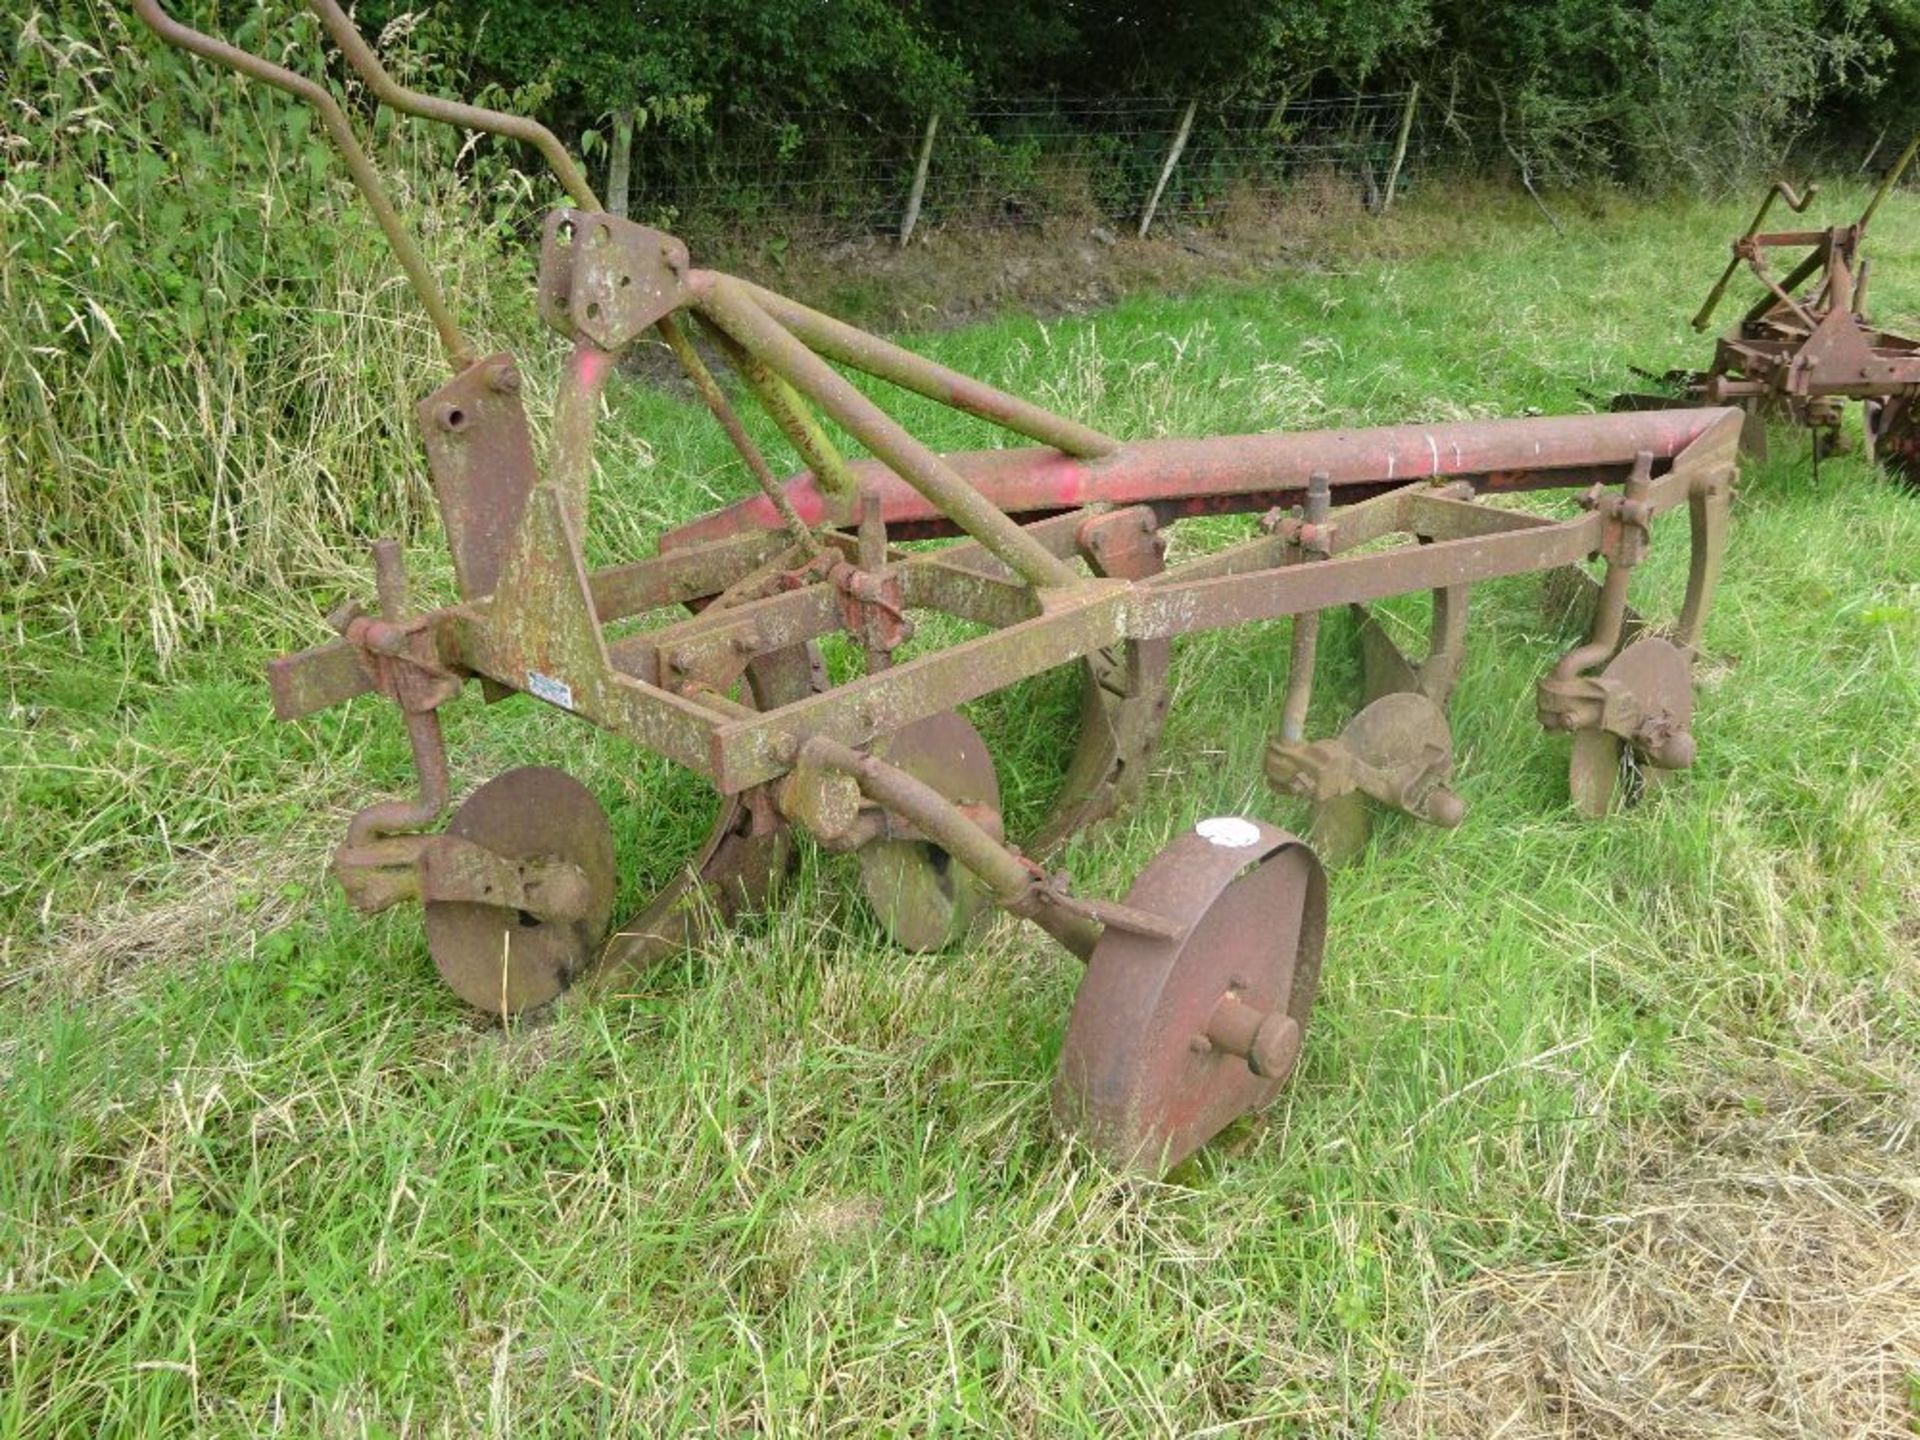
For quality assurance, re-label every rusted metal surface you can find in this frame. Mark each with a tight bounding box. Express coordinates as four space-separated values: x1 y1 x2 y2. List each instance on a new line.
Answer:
1618 138 1920 479
419 356 538 601
1867 395 1920 483
423 767 616 1014
1053 819 1325 1173
1027 506 1172 854
855 711 1002 951
541 211 694 351
1268 691 1464 863
596 646 817 988
695 275 1082 588
1549 637 1698 816
143 2 1756 1173
660 409 1737 548
742 282 1121 458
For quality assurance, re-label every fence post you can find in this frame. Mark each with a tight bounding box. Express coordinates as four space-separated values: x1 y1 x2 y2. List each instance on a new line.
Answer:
1138 99 1197 239
1382 84 1420 213
607 108 635 218
898 113 940 247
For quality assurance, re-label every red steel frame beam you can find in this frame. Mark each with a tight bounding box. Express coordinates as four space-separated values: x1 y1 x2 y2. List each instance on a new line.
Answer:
660 409 1732 549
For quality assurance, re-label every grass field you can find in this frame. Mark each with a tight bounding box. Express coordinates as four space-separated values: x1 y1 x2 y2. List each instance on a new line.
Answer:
4 184 1918 1436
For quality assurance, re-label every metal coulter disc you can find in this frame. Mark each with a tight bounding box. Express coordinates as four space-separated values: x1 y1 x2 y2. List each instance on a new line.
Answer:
424 766 615 1015
1053 818 1326 1174
1568 635 1694 817
857 710 1001 952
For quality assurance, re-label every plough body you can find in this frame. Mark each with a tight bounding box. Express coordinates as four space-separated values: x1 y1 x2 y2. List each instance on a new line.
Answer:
141 2 1743 1173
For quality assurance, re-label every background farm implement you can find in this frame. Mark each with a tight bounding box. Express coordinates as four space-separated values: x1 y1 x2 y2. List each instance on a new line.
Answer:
1616 134 1920 479
140 0 1740 1174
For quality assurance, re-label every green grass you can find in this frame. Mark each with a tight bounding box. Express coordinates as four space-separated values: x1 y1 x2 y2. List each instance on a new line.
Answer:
3 185 1918 1436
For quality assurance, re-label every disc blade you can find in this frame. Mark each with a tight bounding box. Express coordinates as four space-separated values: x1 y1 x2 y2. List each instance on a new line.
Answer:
424 766 615 1015
1353 604 1421 705
856 711 1000 952
593 645 817 988
1027 639 1172 855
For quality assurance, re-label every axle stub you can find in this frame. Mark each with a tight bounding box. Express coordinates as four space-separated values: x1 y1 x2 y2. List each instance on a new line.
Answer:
423 766 615 1014
1053 818 1325 1174
856 710 1003 951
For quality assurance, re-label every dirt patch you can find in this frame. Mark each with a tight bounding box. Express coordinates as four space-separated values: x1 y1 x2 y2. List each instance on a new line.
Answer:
695 170 1387 333
1392 1049 1920 1438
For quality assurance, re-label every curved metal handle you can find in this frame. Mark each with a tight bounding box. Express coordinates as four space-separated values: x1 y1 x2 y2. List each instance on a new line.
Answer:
1691 177 1820 332
1769 179 1818 215
303 0 601 212
131 0 474 367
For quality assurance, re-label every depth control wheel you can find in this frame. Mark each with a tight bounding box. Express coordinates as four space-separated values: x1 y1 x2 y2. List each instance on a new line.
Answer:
1053 817 1326 1174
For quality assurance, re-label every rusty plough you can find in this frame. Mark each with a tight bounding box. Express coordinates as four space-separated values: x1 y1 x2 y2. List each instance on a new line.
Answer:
1615 134 1920 480
140 2 1743 1173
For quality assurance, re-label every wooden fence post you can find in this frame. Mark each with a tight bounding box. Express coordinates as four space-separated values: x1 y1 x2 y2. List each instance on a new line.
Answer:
898 113 940 247
1138 99 1197 239
1382 84 1420 213
607 109 635 218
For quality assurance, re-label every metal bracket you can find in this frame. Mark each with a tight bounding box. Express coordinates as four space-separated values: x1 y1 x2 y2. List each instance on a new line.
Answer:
539 209 693 350
1537 654 1695 769
1077 506 1167 580
418 354 538 601
1579 483 1654 567
1266 689 1465 864
332 831 595 923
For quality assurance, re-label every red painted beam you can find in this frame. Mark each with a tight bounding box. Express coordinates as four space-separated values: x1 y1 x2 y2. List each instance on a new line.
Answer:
660 409 1740 550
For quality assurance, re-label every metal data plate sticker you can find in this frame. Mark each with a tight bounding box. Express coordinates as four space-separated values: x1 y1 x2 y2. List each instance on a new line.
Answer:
526 671 575 711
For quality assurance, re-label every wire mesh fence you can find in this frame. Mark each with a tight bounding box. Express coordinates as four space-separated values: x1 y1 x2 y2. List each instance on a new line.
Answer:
627 92 1441 243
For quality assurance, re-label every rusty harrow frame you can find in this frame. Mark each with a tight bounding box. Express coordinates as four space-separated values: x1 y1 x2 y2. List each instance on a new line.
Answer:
141 2 1743 1173
1616 134 1920 479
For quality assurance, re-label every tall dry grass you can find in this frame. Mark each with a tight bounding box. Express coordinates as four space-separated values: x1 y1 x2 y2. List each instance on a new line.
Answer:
2 3 545 670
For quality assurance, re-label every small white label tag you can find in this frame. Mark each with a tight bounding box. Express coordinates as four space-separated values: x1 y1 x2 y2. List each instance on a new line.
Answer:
526 671 575 711
1196 816 1262 849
